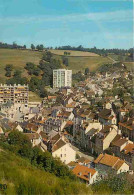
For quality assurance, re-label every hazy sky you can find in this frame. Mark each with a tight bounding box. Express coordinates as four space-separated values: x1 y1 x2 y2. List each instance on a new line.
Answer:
0 0 133 49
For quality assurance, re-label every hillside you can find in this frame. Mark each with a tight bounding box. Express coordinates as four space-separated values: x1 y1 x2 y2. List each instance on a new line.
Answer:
0 148 91 195
53 54 112 73
0 49 42 83
0 49 113 84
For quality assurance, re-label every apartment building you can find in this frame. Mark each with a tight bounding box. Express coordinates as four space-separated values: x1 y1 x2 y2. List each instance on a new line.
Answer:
53 69 72 88
0 84 29 105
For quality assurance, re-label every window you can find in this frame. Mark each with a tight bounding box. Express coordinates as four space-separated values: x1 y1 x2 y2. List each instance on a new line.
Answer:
61 154 62 157
64 154 66 157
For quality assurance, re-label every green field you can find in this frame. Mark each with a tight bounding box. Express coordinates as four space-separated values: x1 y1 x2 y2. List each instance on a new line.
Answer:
54 55 112 73
0 49 42 83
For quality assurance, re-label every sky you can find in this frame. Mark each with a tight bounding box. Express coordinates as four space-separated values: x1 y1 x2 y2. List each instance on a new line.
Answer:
0 0 133 49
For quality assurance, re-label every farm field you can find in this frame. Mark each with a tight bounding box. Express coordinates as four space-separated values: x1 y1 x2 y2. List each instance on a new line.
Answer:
50 49 99 57
0 49 42 83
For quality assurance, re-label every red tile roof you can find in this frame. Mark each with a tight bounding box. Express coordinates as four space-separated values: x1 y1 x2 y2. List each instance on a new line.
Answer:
52 139 66 152
122 143 134 154
94 153 125 171
72 164 96 181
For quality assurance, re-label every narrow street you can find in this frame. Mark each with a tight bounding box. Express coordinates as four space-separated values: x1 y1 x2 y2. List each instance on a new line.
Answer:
71 144 94 161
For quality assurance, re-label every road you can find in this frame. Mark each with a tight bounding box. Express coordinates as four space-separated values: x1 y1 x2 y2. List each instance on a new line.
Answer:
71 144 94 161
107 56 117 64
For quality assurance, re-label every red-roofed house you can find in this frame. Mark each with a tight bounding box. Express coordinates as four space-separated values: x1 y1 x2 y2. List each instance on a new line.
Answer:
72 164 98 184
94 153 129 175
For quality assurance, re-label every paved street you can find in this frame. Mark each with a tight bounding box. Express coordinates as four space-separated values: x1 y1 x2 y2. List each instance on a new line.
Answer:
71 144 94 161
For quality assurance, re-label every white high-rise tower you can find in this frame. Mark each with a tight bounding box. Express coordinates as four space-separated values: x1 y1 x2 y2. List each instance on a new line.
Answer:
53 69 72 88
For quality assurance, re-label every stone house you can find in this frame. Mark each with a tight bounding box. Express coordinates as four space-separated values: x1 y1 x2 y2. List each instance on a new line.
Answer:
94 125 117 155
48 133 76 164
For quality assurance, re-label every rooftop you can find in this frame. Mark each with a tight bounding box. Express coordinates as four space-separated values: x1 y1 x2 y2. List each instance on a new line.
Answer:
72 164 96 181
94 153 125 171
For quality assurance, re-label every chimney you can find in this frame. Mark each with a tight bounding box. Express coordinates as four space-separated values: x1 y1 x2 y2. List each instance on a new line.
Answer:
81 120 84 125
88 173 91 180
118 129 121 135
78 172 82 176
132 120 134 127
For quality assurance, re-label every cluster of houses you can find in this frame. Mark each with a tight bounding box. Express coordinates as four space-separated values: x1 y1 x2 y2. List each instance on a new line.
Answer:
0 68 133 185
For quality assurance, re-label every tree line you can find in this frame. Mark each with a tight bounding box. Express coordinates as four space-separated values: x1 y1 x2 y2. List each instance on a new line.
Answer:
1 41 133 61
0 41 26 49
56 45 133 58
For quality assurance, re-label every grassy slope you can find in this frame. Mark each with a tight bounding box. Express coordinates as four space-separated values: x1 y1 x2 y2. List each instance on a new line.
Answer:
0 149 91 195
0 49 113 80
0 49 42 83
50 49 112 73
29 91 42 102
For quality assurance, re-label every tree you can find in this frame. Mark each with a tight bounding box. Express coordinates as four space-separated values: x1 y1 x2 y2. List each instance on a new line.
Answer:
31 44 35 50
5 64 13 72
29 77 41 92
42 51 53 62
25 62 36 75
23 45 26 49
39 44 44 51
14 70 22 78
36 44 44 51
92 173 132 194
62 57 69 66
33 67 40 76
38 86 48 98
64 51 67 55
85 68 89 75
13 41 17 49
8 131 32 148
5 71 12 77
5 64 13 77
